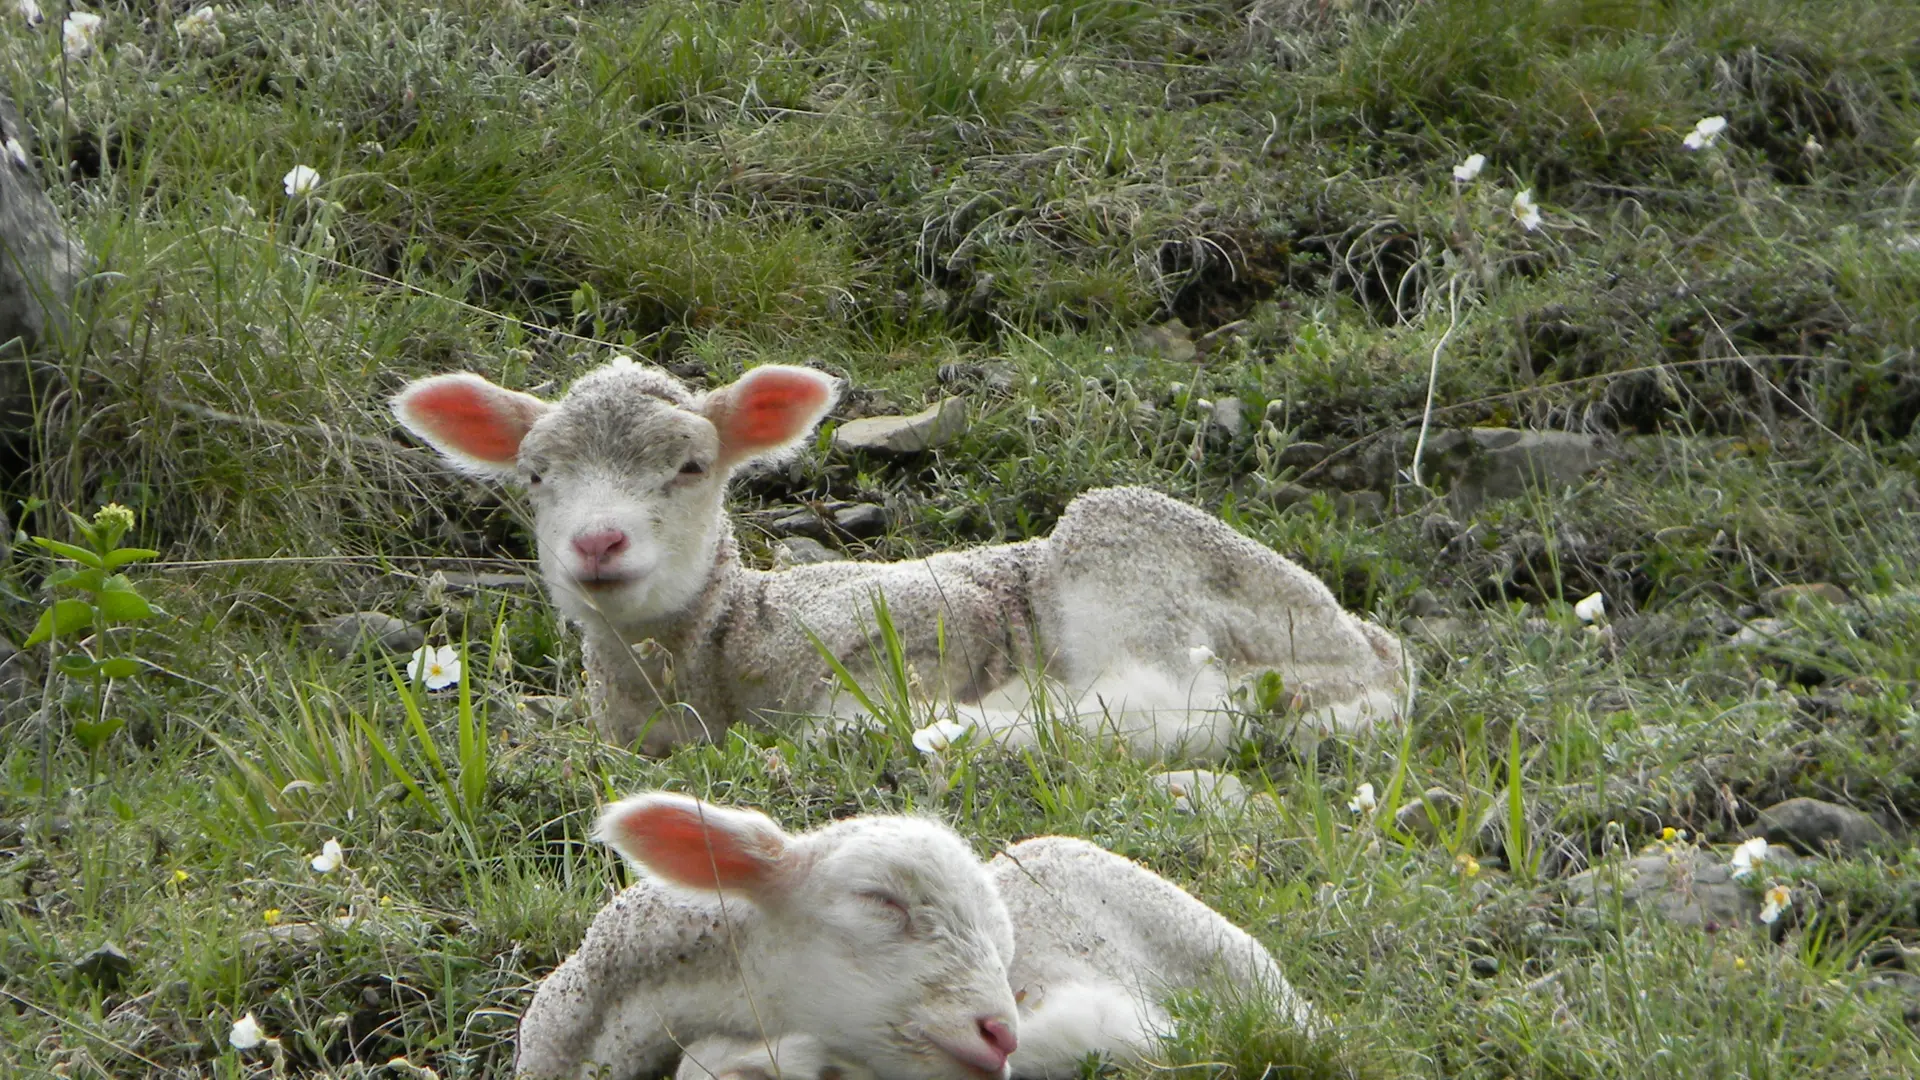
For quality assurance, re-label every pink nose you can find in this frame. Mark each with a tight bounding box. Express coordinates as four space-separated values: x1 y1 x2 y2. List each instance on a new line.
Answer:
976 1016 1017 1066
571 529 629 571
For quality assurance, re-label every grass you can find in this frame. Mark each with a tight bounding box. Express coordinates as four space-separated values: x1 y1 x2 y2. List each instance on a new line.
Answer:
2 0 1920 1076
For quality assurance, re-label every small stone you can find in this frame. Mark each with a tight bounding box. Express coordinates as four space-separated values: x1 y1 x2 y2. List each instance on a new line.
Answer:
1275 441 1328 471
1754 797 1892 857
1132 320 1197 363
74 943 132 989
773 537 846 568
1469 955 1501 977
833 397 969 455
1207 396 1245 440
1393 788 1463 842
831 503 888 538
1252 482 1315 512
1762 583 1851 610
1149 769 1248 813
1729 617 1791 647
311 612 423 658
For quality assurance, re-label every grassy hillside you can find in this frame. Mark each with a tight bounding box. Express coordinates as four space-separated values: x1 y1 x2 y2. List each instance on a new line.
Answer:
2 1 1919 1076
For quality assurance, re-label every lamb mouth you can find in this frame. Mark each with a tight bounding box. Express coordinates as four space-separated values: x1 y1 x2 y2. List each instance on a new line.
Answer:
573 575 633 593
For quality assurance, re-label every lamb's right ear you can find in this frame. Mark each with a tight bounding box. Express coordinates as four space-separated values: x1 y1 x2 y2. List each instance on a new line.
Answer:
391 373 549 479
701 365 839 471
595 793 794 897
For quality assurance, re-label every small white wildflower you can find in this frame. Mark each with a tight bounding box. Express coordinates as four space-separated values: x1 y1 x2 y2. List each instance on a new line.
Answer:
4 137 27 170
1573 591 1606 623
1187 644 1217 668
1347 782 1376 815
62 10 102 61
1511 189 1542 232
1802 133 1823 157
407 644 462 691
1451 153 1485 183
1729 836 1769 880
282 164 322 198
310 838 344 874
15 0 43 28
229 1012 265 1051
176 6 223 49
1682 115 1728 151
910 719 969 755
1759 883 1791 925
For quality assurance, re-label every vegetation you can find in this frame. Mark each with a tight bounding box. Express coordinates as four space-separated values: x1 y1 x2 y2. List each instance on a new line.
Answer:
2 0 1918 1076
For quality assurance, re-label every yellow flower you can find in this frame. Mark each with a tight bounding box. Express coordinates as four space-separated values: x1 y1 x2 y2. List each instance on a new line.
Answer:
1733 956 1748 970
1456 853 1482 878
1660 826 1677 841
262 908 282 925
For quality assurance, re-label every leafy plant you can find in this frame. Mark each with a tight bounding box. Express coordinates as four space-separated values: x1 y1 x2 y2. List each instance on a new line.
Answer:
25 504 160 776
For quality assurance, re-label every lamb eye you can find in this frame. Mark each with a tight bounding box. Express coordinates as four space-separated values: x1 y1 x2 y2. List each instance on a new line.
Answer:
527 471 544 486
678 460 706 477
860 891 911 929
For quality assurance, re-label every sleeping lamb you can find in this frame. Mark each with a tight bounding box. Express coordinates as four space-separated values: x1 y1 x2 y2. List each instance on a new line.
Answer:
392 358 1410 758
515 791 1312 1080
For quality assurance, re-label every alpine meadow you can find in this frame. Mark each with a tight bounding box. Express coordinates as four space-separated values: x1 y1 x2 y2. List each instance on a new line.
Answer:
3 2 1920 1078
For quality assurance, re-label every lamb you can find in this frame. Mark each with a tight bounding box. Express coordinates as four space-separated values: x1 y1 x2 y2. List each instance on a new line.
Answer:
515 791 1310 1080
391 358 1411 759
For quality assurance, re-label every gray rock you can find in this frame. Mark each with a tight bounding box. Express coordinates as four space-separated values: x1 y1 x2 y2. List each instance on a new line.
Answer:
1754 797 1892 857
311 612 424 658
834 397 968 455
1133 319 1197 363
1206 396 1245 440
1275 441 1328 471
1762 583 1851 610
74 943 132 989
1730 617 1791 647
1393 787 1464 843
772 537 845 568
1150 769 1249 813
767 503 888 541
1394 428 1617 511
830 503 888 538
0 93 89 357
1560 847 1796 931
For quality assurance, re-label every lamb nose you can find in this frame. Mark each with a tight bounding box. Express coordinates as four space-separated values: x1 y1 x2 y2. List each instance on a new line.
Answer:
976 1016 1017 1060
571 529 630 562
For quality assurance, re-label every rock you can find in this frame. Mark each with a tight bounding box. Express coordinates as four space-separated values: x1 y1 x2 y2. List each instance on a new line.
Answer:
310 612 424 658
0 93 89 357
1398 428 1617 511
1207 396 1245 440
830 503 888 538
1275 441 1328 471
936 362 1015 396
1393 787 1464 843
1560 847 1798 931
1754 797 1891 857
1762 583 1851 610
1729 617 1791 647
74 943 132 989
1150 769 1249 813
772 537 845 568
767 502 889 541
833 398 969 455
1248 481 1314 512
1133 319 1197 363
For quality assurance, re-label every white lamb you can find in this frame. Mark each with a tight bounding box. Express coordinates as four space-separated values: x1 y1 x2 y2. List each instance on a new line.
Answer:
391 359 1410 758
515 791 1311 1080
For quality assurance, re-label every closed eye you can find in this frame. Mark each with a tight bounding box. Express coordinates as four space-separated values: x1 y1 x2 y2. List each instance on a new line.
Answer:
678 459 706 477
859 890 911 932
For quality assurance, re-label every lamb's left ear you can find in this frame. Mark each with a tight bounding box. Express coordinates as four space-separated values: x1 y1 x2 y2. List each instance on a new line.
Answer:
392 372 549 479
701 365 838 470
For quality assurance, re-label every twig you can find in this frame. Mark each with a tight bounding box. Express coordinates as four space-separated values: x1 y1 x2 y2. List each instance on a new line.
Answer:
1408 275 1463 489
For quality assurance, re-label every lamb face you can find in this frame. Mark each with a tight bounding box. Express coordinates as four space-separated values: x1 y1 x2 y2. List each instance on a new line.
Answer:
597 795 1021 1080
392 359 838 637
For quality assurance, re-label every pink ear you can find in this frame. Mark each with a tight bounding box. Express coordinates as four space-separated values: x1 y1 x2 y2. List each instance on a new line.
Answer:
596 793 792 895
392 373 549 477
703 366 837 468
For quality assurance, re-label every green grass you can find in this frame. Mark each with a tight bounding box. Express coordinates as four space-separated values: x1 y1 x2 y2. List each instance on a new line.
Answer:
2 0 1920 1076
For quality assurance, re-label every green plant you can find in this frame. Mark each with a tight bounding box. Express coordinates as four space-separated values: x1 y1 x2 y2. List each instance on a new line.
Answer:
24 504 160 782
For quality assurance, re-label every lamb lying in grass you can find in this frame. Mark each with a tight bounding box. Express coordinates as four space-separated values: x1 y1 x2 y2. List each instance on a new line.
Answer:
392 358 1410 758
515 792 1311 1080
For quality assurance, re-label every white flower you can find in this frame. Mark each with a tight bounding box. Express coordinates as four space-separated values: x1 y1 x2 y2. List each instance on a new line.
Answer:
1511 189 1542 231
1451 153 1485 183
282 164 322 198
910 719 969 755
229 1012 265 1050
1802 133 1823 157
408 644 461 691
176 6 223 49
310 838 344 874
1573 591 1606 623
1729 836 1769 880
62 10 102 60
1682 115 1728 151
1347 782 1376 815
4 137 27 170
1187 644 1217 668
16 0 42 28
1759 883 1791 925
